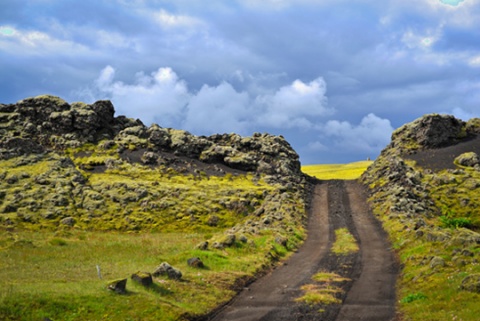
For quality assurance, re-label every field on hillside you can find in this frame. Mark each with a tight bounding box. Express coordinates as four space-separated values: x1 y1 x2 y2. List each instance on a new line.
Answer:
0 229 295 321
302 161 373 180
0 150 306 320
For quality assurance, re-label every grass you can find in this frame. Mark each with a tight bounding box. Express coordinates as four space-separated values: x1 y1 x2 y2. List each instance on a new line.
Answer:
295 284 341 306
0 144 307 320
363 156 480 321
312 271 351 283
331 228 359 255
302 161 373 180
0 230 279 320
295 271 350 308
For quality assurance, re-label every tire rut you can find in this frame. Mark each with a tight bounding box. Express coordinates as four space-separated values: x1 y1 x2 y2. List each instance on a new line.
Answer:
207 180 398 321
335 181 398 321
208 183 330 321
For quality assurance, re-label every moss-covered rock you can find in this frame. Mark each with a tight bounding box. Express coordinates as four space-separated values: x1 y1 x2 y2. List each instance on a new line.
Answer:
455 152 480 167
460 274 480 293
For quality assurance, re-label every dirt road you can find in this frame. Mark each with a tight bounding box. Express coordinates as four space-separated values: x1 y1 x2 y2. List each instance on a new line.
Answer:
208 180 398 321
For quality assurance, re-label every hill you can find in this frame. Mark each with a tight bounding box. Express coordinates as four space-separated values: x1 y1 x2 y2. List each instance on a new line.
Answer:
0 95 310 320
361 114 480 320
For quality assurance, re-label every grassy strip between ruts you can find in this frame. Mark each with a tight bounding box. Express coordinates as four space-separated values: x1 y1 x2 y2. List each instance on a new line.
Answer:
302 161 373 180
295 271 351 310
331 228 359 255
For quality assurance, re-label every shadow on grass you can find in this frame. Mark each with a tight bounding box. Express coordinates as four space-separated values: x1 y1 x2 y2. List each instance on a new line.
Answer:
147 282 174 296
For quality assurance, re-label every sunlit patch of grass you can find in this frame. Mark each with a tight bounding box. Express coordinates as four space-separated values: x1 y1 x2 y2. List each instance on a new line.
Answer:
313 271 351 283
331 228 359 255
295 270 350 309
295 284 341 306
0 144 307 320
302 161 373 180
0 230 276 320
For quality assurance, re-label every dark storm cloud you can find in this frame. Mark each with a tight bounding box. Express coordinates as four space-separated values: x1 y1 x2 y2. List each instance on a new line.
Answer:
1 0 479 164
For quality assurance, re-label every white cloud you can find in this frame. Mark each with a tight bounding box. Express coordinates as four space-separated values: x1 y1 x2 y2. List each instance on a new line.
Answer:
307 141 328 152
153 9 204 28
84 66 332 134
0 26 90 56
94 29 137 50
468 55 480 67
93 66 190 126
183 82 251 134
321 113 394 152
255 77 332 128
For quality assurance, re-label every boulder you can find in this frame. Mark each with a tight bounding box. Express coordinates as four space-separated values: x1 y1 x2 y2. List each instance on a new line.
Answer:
187 257 204 268
107 278 127 294
460 274 480 293
60 217 75 226
275 235 288 247
195 241 209 250
131 271 153 286
455 152 480 167
152 262 182 280
429 256 446 269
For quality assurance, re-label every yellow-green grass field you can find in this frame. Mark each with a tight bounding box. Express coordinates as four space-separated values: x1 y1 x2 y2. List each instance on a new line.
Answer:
0 148 306 321
0 229 295 321
302 161 373 180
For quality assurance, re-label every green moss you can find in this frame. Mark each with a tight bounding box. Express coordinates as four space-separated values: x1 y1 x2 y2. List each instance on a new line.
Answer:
33 94 68 106
364 150 480 321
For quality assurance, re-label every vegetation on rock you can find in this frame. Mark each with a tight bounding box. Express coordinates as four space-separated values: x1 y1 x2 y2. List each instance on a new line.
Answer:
361 114 480 321
0 95 309 320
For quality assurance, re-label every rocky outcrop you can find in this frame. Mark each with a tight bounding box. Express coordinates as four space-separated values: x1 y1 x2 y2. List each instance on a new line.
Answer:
187 257 204 268
0 96 120 155
0 95 309 240
0 95 301 177
361 113 480 310
383 114 478 156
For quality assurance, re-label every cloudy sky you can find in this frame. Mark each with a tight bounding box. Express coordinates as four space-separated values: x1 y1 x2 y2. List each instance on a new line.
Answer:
1 0 479 164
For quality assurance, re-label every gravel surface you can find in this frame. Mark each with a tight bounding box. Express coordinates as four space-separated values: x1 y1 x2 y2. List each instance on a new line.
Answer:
207 180 398 321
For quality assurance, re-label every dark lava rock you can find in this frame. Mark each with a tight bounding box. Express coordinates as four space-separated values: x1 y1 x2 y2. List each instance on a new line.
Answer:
131 271 153 286
187 257 204 268
460 274 480 293
455 152 480 167
196 241 209 250
152 262 182 280
107 278 127 294
60 217 75 226
385 114 469 157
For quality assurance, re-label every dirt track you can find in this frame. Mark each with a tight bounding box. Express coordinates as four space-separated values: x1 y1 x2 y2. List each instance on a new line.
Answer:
208 180 398 321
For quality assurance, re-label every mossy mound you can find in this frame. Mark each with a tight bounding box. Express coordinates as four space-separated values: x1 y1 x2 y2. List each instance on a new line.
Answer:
361 114 480 320
0 95 308 247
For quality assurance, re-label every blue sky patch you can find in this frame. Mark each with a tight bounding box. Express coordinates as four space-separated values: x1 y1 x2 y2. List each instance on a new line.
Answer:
440 0 465 6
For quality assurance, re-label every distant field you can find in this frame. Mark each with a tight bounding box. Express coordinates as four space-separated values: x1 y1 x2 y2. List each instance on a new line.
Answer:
302 161 373 180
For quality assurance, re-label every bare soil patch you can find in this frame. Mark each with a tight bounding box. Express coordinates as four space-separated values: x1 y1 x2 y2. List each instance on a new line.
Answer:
406 135 480 171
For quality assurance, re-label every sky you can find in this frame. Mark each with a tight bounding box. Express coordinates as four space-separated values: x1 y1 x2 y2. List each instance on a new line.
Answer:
1 0 479 164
